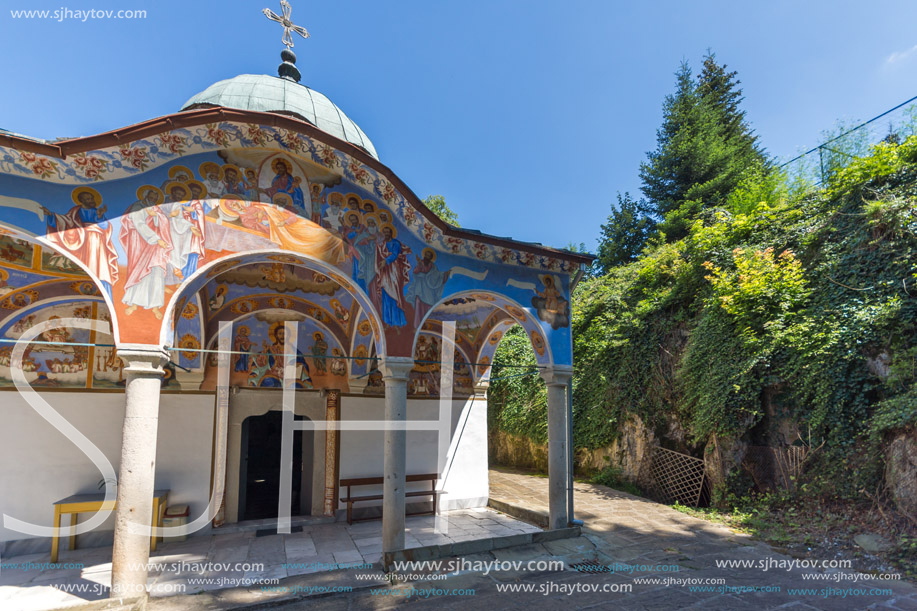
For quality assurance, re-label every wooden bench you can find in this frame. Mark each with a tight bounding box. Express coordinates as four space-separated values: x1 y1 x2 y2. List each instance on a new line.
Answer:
340 474 440 525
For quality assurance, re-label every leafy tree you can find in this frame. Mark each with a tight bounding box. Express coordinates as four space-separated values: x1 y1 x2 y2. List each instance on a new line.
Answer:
639 54 768 240
596 192 657 273
423 195 460 226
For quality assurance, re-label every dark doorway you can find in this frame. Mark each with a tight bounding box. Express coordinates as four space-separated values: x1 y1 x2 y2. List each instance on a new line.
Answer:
239 411 313 521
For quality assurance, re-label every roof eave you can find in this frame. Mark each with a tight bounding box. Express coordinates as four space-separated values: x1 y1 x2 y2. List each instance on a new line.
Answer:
1 107 595 266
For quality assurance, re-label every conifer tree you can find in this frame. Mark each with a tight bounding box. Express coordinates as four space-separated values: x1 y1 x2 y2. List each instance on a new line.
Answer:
639 54 768 240
597 193 656 273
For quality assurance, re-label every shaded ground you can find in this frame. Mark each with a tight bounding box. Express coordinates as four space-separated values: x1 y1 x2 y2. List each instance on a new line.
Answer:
672 499 916 576
146 468 917 610
0 508 538 610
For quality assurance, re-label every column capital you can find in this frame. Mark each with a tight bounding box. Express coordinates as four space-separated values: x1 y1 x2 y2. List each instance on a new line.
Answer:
117 344 170 375
380 356 414 381
539 365 574 387
175 369 204 391
348 376 369 394
473 380 490 397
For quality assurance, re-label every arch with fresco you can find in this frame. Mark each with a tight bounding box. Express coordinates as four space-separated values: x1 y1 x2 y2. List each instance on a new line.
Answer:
0 112 589 394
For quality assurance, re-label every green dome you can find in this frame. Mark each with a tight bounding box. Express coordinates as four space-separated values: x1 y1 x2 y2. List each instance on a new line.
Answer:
181 74 378 160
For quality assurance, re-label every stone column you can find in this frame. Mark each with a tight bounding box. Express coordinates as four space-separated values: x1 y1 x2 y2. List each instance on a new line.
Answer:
380 356 414 553
323 389 341 516
110 346 168 599
540 365 573 530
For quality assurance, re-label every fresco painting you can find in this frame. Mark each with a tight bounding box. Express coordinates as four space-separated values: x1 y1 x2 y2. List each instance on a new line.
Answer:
0 128 582 395
407 331 474 396
198 313 349 392
0 299 176 389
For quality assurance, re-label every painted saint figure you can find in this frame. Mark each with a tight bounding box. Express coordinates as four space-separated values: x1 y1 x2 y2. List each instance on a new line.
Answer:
199 162 225 199
261 324 312 388
340 210 368 291
208 285 227 311
310 331 328 375
370 223 411 327
41 187 118 299
531 275 570 329
233 326 253 372
330 298 350 323
186 180 210 214
222 165 247 197
261 158 306 214
243 169 260 201
322 193 345 232
160 165 193 191
405 248 451 327
164 182 205 280
119 186 173 319
353 214 382 291
309 183 325 224
329 348 347 377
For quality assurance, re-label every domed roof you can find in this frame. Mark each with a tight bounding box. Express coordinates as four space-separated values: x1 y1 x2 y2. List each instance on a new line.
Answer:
181 74 378 160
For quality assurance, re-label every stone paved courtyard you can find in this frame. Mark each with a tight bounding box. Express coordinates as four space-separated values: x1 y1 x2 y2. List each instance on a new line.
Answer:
154 469 917 610
4 471 917 610
0 507 539 610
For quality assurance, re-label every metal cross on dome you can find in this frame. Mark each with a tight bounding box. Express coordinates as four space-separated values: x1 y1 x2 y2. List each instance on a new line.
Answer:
263 0 310 49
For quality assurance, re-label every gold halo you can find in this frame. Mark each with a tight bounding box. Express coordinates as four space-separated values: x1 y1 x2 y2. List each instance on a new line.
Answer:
199 161 223 180
361 200 376 213
185 179 208 198
269 321 287 342
222 164 242 183
136 185 163 204
421 248 436 262
164 182 190 200
272 192 294 208
0 269 8 281
168 165 194 182
71 186 102 207
271 158 292 174
541 274 556 287
344 209 363 224
379 223 397 237
328 192 344 205
237 325 250 335
363 212 381 227
218 197 246 219
344 193 362 209
313 331 323 341
377 210 391 223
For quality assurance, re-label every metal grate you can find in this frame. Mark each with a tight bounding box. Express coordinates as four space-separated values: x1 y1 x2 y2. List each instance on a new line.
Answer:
650 446 706 507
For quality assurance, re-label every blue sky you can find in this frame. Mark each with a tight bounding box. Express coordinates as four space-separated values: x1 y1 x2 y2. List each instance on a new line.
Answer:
2 1 916 252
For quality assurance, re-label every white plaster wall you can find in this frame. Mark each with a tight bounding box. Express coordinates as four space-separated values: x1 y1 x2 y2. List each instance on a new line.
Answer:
0 389 487 550
339 395 489 510
0 391 214 545
439 394 490 509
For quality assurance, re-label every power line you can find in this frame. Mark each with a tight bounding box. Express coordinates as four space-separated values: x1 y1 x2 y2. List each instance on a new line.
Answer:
779 93 917 169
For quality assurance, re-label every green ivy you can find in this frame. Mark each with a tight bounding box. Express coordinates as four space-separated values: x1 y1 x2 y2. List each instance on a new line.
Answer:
488 134 917 503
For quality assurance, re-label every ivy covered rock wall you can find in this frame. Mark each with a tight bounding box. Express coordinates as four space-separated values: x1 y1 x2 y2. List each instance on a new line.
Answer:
489 137 917 511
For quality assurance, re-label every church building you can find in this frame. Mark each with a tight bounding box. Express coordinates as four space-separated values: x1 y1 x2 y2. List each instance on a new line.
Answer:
0 1 591 595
